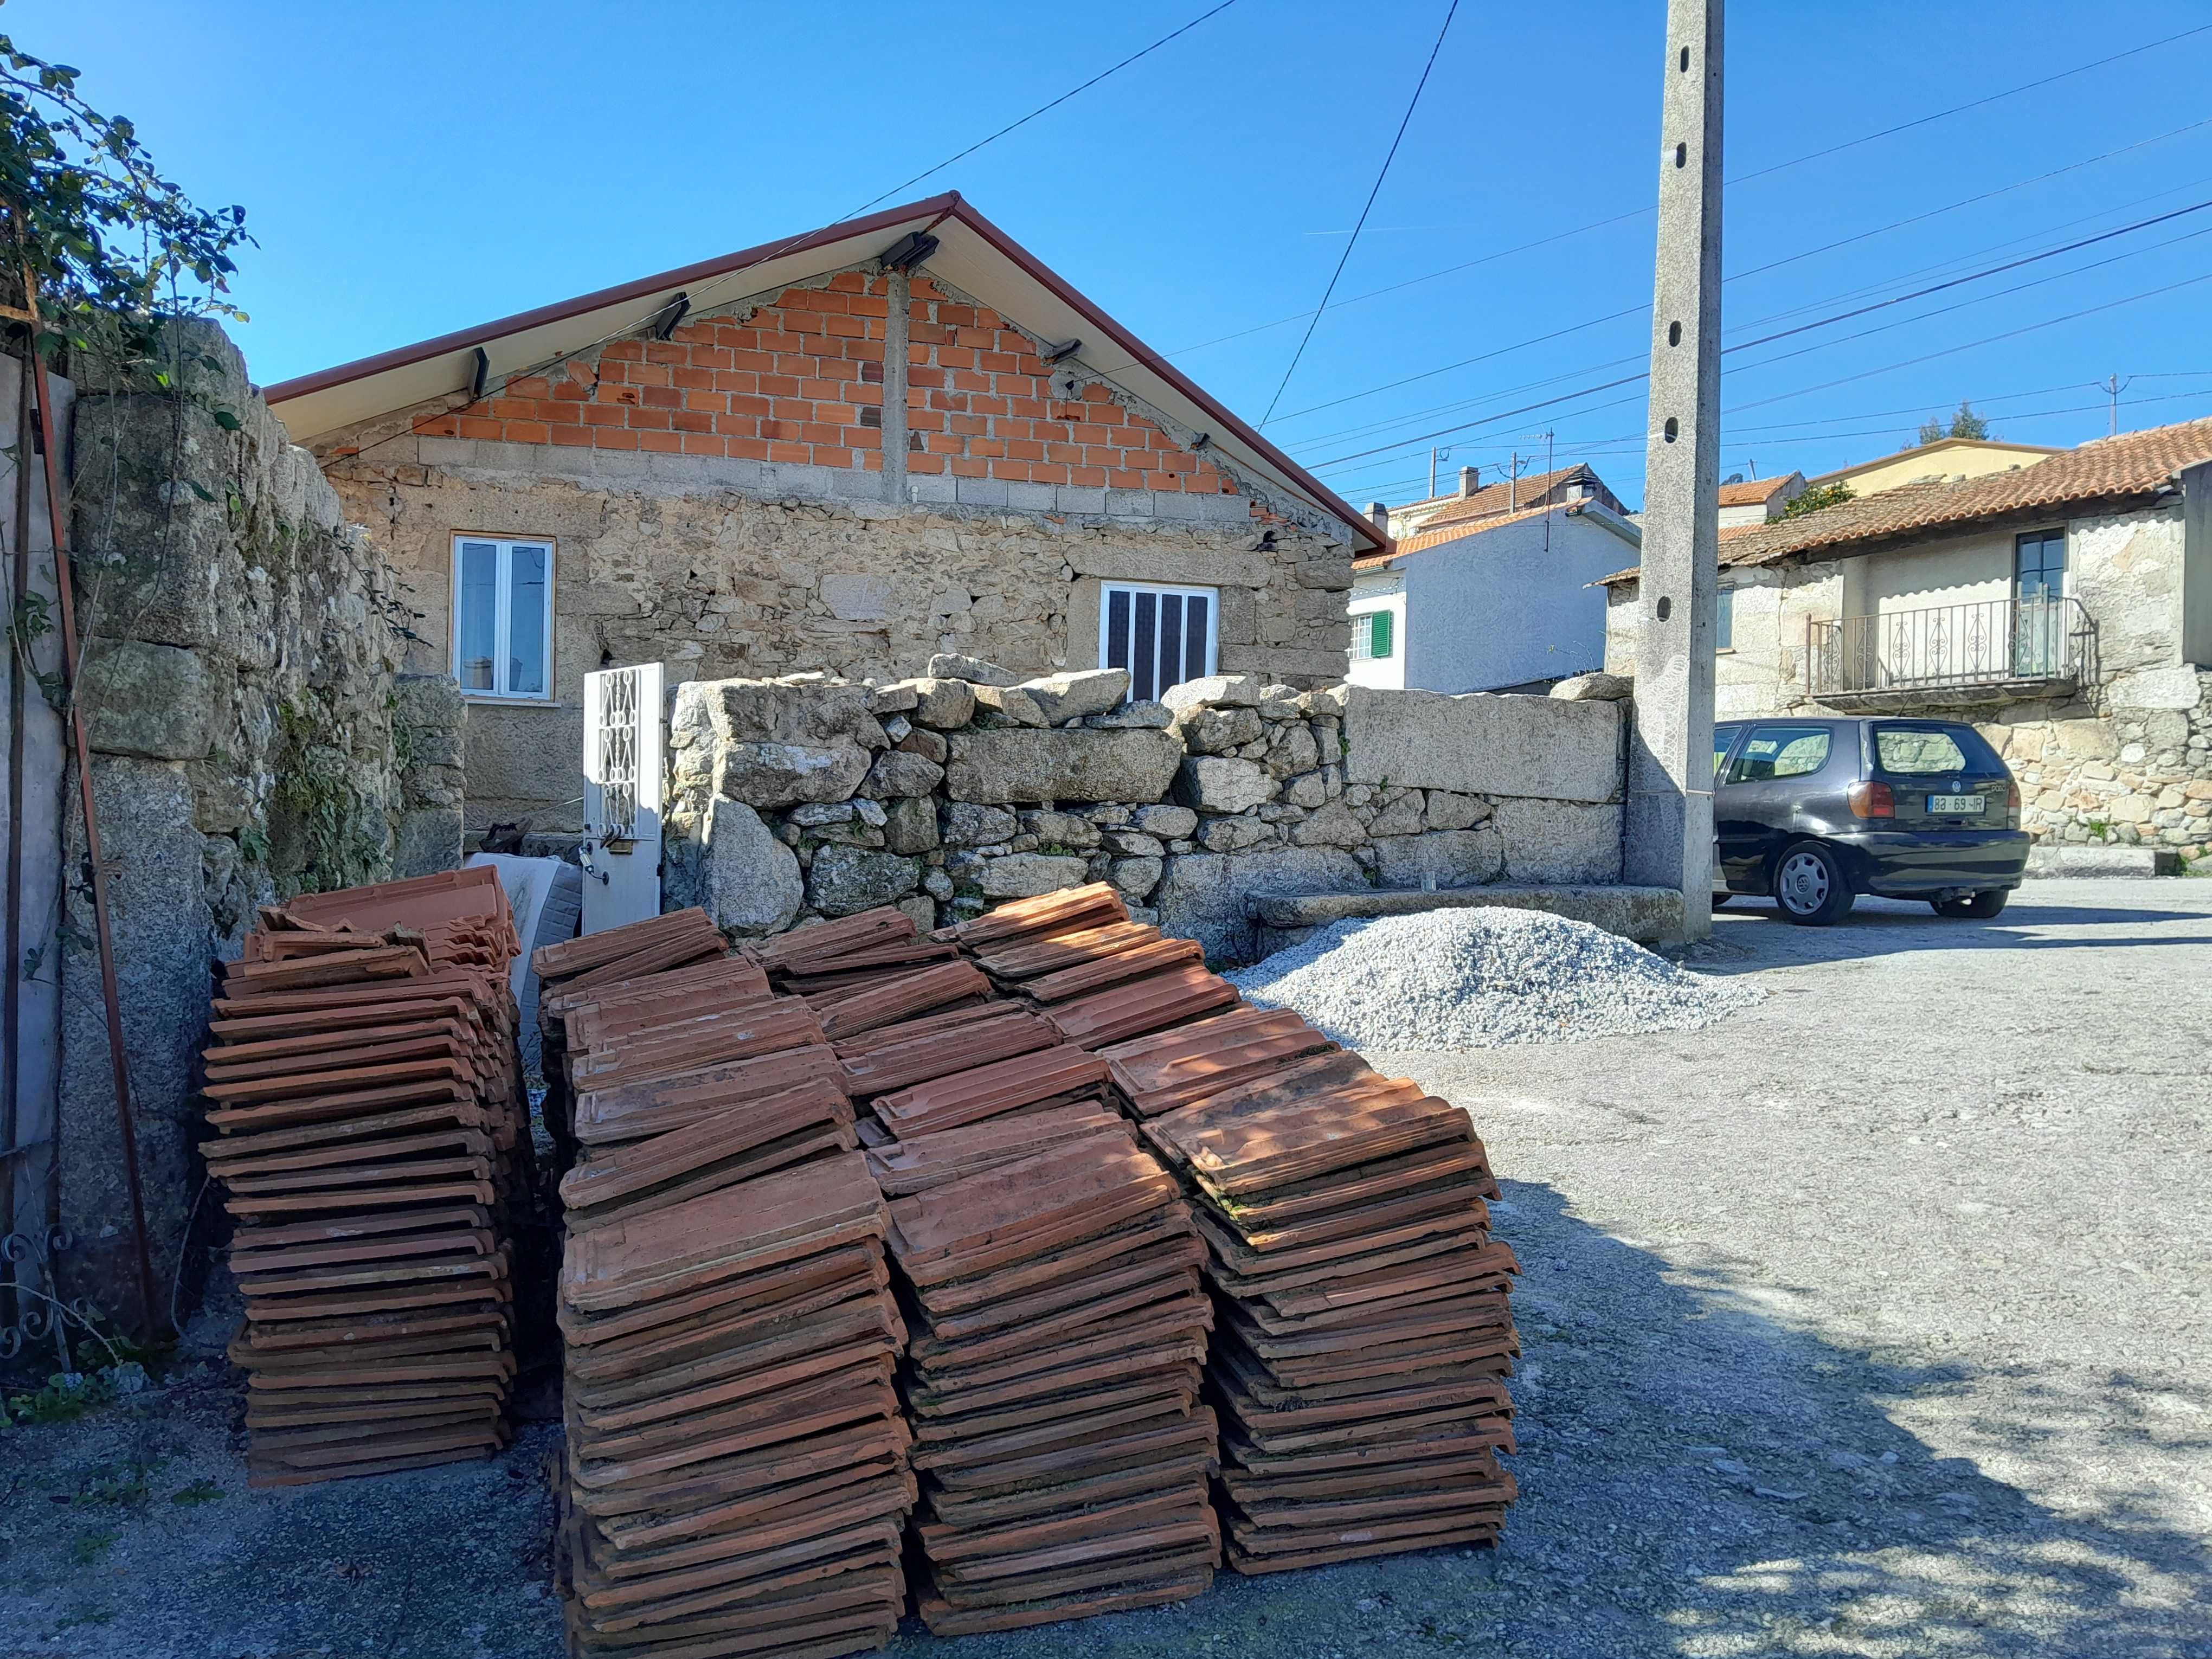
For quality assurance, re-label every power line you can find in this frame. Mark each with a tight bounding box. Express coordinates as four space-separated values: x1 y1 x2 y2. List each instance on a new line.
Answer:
851 1 1242 216
1344 382 2212 501
1726 114 2212 288
1257 0 1458 425
1115 22 2212 370
1729 21 2212 186
318 0 1243 471
1268 119 2212 432
1725 199 2212 356
1309 265 2212 472
1302 208 2212 470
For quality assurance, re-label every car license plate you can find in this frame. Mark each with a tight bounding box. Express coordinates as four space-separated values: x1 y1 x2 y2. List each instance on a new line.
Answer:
1929 793 1983 814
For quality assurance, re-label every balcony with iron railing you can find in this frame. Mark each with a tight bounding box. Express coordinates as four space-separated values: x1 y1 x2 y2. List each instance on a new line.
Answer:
1807 595 2097 711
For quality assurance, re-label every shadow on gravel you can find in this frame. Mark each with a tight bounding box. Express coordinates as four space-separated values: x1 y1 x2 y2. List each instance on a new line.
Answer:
1689 901 2212 975
890 1182 2212 1659
1478 1180 2212 1659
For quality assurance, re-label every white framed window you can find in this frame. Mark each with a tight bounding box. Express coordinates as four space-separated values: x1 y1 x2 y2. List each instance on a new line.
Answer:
1351 609 1394 661
1100 582 1217 703
1715 586 1734 652
452 534 554 700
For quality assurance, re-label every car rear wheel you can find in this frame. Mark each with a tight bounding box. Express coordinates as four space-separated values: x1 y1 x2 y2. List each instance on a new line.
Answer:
1932 889 2009 919
1773 842 1854 927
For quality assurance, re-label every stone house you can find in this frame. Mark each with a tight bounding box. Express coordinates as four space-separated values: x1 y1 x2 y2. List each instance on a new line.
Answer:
265 194 1384 839
1600 418 2212 856
1348 499 1640 693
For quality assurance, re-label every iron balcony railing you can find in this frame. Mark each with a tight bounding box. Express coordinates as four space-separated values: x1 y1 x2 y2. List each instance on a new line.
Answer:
1809 595 2094 697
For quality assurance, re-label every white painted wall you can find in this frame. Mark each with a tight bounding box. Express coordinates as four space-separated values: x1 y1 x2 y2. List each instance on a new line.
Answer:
1392 509 1634 693
1856 532 2014 619
1347 572 1406 690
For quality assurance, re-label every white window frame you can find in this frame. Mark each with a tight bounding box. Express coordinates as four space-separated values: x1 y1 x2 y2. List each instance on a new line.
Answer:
1098 581 1218 702
451 533 556 702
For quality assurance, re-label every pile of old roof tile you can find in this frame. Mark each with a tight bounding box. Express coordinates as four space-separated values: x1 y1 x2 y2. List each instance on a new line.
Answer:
199 866 529 1487
886 1126 1220 1634
533 908 728 1168
1136 1050 1520 1571
960 884 1234 1048
558 1154 911 1659
545 906 922 1659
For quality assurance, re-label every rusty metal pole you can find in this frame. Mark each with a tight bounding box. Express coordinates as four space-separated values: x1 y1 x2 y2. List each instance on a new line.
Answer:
21 299 162 1342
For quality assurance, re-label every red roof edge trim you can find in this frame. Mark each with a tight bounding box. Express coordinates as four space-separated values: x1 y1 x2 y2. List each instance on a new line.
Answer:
260 194 965 407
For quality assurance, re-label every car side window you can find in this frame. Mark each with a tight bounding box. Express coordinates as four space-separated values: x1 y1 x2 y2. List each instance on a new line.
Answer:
1726 724 1832 785
1713 726 1741 780
1874 726 1969 775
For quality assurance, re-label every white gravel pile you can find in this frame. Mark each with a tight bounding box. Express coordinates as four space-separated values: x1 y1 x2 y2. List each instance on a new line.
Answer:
1229 908 1761 1050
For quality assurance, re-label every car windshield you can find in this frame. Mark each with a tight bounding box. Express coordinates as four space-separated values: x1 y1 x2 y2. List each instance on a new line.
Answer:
1874 725 1989 775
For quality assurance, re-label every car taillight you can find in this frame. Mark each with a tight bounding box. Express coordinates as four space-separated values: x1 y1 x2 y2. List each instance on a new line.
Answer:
1848 780 1895 819
2007 779 2021 829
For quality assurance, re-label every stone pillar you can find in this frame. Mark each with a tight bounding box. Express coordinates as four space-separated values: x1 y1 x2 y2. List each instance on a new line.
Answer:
1625 0 1723 939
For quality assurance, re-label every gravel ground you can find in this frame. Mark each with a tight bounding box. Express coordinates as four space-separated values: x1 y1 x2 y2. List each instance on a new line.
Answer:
3 878 2207 1658
1230 908 1763 1049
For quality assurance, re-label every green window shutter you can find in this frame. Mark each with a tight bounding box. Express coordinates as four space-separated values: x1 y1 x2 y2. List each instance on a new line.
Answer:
1371 609 1394 658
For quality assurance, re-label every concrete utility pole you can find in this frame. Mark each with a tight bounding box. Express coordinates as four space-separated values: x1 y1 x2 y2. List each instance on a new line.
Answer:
1625 0 1723 941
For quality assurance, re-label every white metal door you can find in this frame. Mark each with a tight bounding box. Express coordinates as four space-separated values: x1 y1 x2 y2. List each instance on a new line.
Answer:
580 663 665 935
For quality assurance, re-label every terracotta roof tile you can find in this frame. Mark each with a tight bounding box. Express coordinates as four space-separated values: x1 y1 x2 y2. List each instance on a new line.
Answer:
1718 477 1791 506
1600 416 2212 586
1414 465 1595 530
1355 501 1578 569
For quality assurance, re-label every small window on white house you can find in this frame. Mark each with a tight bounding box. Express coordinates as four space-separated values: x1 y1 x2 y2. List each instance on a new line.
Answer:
453 535 554 699
1715 586 1734 651
1351 610 1394 660
1101 582 1217 703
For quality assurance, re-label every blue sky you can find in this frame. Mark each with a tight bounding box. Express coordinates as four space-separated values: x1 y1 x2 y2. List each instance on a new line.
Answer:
22 1 2212 510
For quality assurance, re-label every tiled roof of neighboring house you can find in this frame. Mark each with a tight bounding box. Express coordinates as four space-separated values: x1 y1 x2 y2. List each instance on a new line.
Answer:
1805 434 2062 488
1718 476 1794 506
1598 416 2212 587
1356 499 1636 570
1417 464 1600 530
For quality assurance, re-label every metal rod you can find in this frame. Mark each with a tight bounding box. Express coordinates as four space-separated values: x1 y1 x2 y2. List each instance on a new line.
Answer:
22 294 162 1341
3 346 30 1330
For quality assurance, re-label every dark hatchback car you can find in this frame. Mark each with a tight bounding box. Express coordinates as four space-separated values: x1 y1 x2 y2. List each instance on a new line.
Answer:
1711 716 2029 925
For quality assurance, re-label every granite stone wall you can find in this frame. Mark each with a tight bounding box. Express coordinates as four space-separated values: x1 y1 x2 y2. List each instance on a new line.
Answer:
51 321 465 1310
667 659 1629 962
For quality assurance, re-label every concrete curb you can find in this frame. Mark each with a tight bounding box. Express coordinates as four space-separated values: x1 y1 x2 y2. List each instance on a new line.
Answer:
2025 845 2182 879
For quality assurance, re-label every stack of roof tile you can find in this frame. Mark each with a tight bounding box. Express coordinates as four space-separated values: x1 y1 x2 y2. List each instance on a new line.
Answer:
558 1154 911 1659
543 911 919 1659
199 867 528 1488
533 908 729 1167
959 884 1235 1049
886 1128 1220 1634
1137 1051 1521 1571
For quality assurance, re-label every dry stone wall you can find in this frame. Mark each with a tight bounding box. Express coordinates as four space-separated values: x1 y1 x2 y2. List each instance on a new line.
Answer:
667 660 1628 961
52 321 467 1307
1982 670 2212 857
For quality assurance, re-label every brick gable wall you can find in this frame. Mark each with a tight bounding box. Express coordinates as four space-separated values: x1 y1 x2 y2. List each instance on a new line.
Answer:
399 269 1239 499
